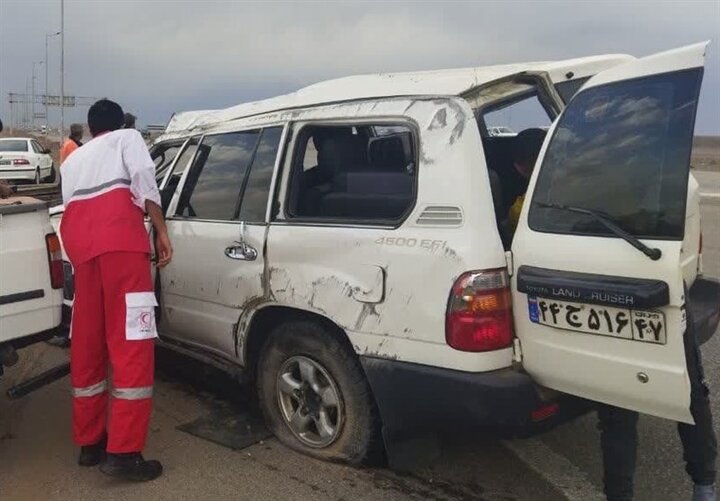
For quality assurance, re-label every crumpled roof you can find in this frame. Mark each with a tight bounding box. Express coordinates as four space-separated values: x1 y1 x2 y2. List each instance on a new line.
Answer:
162 54 634 136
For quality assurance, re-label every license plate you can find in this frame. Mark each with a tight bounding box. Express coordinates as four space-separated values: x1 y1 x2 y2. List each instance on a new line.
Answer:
528 296 666 344
0 160 10 165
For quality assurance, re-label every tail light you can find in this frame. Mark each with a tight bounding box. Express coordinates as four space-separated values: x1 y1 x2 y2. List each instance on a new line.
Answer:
446 269 513 352
12 159 30 165
45 233 64 289
531 402 560 422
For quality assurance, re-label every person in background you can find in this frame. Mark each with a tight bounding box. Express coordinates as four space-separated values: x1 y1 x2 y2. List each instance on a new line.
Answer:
599 310 716 501
503 128 547 237
124 112 137 130
60 124 84 164
60 99 172 482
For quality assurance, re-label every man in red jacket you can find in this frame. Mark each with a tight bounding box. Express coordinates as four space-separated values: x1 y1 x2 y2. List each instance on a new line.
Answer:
60 99 172 481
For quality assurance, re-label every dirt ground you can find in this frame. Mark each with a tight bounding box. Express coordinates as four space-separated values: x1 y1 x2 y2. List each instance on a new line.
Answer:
692 136 720 172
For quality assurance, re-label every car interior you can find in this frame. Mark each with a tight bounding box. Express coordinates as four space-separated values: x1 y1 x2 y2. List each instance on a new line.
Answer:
287 125 416 221
474 86 555 248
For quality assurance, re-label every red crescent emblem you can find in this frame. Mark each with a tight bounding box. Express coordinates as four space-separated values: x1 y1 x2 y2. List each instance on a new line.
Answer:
139 312 152 328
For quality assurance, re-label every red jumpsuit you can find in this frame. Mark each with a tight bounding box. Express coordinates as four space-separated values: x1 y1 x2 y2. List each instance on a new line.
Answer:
60 129 161 453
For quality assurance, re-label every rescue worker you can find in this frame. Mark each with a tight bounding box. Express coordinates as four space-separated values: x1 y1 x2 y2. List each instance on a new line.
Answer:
60 99 172 482
60 123 84 163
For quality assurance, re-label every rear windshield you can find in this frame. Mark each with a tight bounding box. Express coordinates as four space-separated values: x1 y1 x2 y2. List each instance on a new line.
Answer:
529 69 702 240
0 140 28 152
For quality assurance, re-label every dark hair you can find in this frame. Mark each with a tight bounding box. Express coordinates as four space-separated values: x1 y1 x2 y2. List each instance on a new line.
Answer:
69 123 84 139
124 112 136 129
87 99 124 136
513 128 547 167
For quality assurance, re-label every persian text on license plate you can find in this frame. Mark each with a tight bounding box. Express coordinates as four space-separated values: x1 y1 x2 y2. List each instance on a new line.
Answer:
528 296 666 344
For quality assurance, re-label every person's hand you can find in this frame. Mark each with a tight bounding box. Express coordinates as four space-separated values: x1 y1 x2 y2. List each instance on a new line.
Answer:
155 230 173 268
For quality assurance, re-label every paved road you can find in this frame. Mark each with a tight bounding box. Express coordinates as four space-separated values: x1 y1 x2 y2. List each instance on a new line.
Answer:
0 174 718 501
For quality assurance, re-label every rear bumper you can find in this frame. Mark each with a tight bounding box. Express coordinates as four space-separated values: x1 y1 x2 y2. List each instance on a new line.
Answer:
689 277 720 345
360 356 589 440
0 168 35 181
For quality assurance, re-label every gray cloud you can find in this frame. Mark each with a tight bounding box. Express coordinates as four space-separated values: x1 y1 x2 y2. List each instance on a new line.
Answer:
1 0 718 132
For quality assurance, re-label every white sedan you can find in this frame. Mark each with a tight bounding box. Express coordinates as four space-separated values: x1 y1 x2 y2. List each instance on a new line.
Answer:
0 138 55 184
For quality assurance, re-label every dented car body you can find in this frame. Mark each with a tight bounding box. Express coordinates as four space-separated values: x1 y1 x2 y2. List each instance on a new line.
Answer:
54 43 720 464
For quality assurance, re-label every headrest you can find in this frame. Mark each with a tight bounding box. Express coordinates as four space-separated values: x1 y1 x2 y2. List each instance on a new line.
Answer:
368 133 412 170
513 128 547 165
317 134 367 170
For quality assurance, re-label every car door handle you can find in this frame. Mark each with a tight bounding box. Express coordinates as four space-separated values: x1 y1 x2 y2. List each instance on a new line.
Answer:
224 243 257 261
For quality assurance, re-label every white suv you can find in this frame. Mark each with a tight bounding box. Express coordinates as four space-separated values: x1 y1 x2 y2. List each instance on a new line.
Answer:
55 43 720 466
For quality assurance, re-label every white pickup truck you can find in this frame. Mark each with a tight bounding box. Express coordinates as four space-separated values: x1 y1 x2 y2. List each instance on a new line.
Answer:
0 197 64 375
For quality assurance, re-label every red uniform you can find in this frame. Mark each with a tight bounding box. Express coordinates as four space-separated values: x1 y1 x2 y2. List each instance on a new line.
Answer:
60 129 161 453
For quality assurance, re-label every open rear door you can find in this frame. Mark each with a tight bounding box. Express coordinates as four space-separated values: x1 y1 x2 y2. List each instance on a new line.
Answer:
511 43 708 423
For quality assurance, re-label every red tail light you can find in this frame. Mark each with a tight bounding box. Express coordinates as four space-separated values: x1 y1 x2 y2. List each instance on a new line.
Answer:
531 402 560 422
46 233 64 289
446 269 513 352
12 159 30 165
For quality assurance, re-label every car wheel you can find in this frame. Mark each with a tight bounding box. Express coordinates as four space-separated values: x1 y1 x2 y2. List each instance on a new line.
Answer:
44 164 56 184
257 320 381 464
34 168 41 185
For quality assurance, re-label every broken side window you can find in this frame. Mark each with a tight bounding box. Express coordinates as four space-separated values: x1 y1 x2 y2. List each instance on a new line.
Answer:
286 123 416 223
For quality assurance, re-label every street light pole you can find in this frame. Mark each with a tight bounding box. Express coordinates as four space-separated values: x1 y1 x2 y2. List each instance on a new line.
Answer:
32 61 43 130
60 0 65 137
45 31 61 130
25 77 30 128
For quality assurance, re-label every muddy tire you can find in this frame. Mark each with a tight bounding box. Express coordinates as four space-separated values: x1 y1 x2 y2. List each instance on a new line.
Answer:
257 321 381 464
44 165 56 184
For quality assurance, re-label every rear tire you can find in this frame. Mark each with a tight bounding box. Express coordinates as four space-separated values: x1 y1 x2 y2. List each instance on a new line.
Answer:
257 321 381 464
44 164 56 184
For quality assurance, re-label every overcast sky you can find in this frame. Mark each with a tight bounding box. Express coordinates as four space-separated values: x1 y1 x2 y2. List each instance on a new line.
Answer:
1 0 719 133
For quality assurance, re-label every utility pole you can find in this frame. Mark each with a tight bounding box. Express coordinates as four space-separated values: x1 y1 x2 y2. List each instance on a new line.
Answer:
32 62 43 130
60 0 65 136
46 31 61 130
25 78 30 128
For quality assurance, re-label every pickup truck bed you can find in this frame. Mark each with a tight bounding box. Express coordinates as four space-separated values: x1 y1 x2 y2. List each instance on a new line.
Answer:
0 199 63 346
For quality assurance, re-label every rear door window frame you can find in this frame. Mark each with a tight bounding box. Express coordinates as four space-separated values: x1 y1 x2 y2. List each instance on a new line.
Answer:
528 68 703 241
278 119 420 229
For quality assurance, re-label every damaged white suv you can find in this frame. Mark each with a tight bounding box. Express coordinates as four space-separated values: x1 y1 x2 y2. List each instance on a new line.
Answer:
55 43 720 466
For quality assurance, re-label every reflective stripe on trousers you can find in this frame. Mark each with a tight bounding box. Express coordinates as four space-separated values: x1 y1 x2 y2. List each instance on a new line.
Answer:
112 386 153 400
72 380 107 398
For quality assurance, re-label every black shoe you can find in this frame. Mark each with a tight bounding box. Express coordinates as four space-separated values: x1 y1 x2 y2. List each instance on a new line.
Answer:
78 436 107 467
100 452 163 482
46 336 70 348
